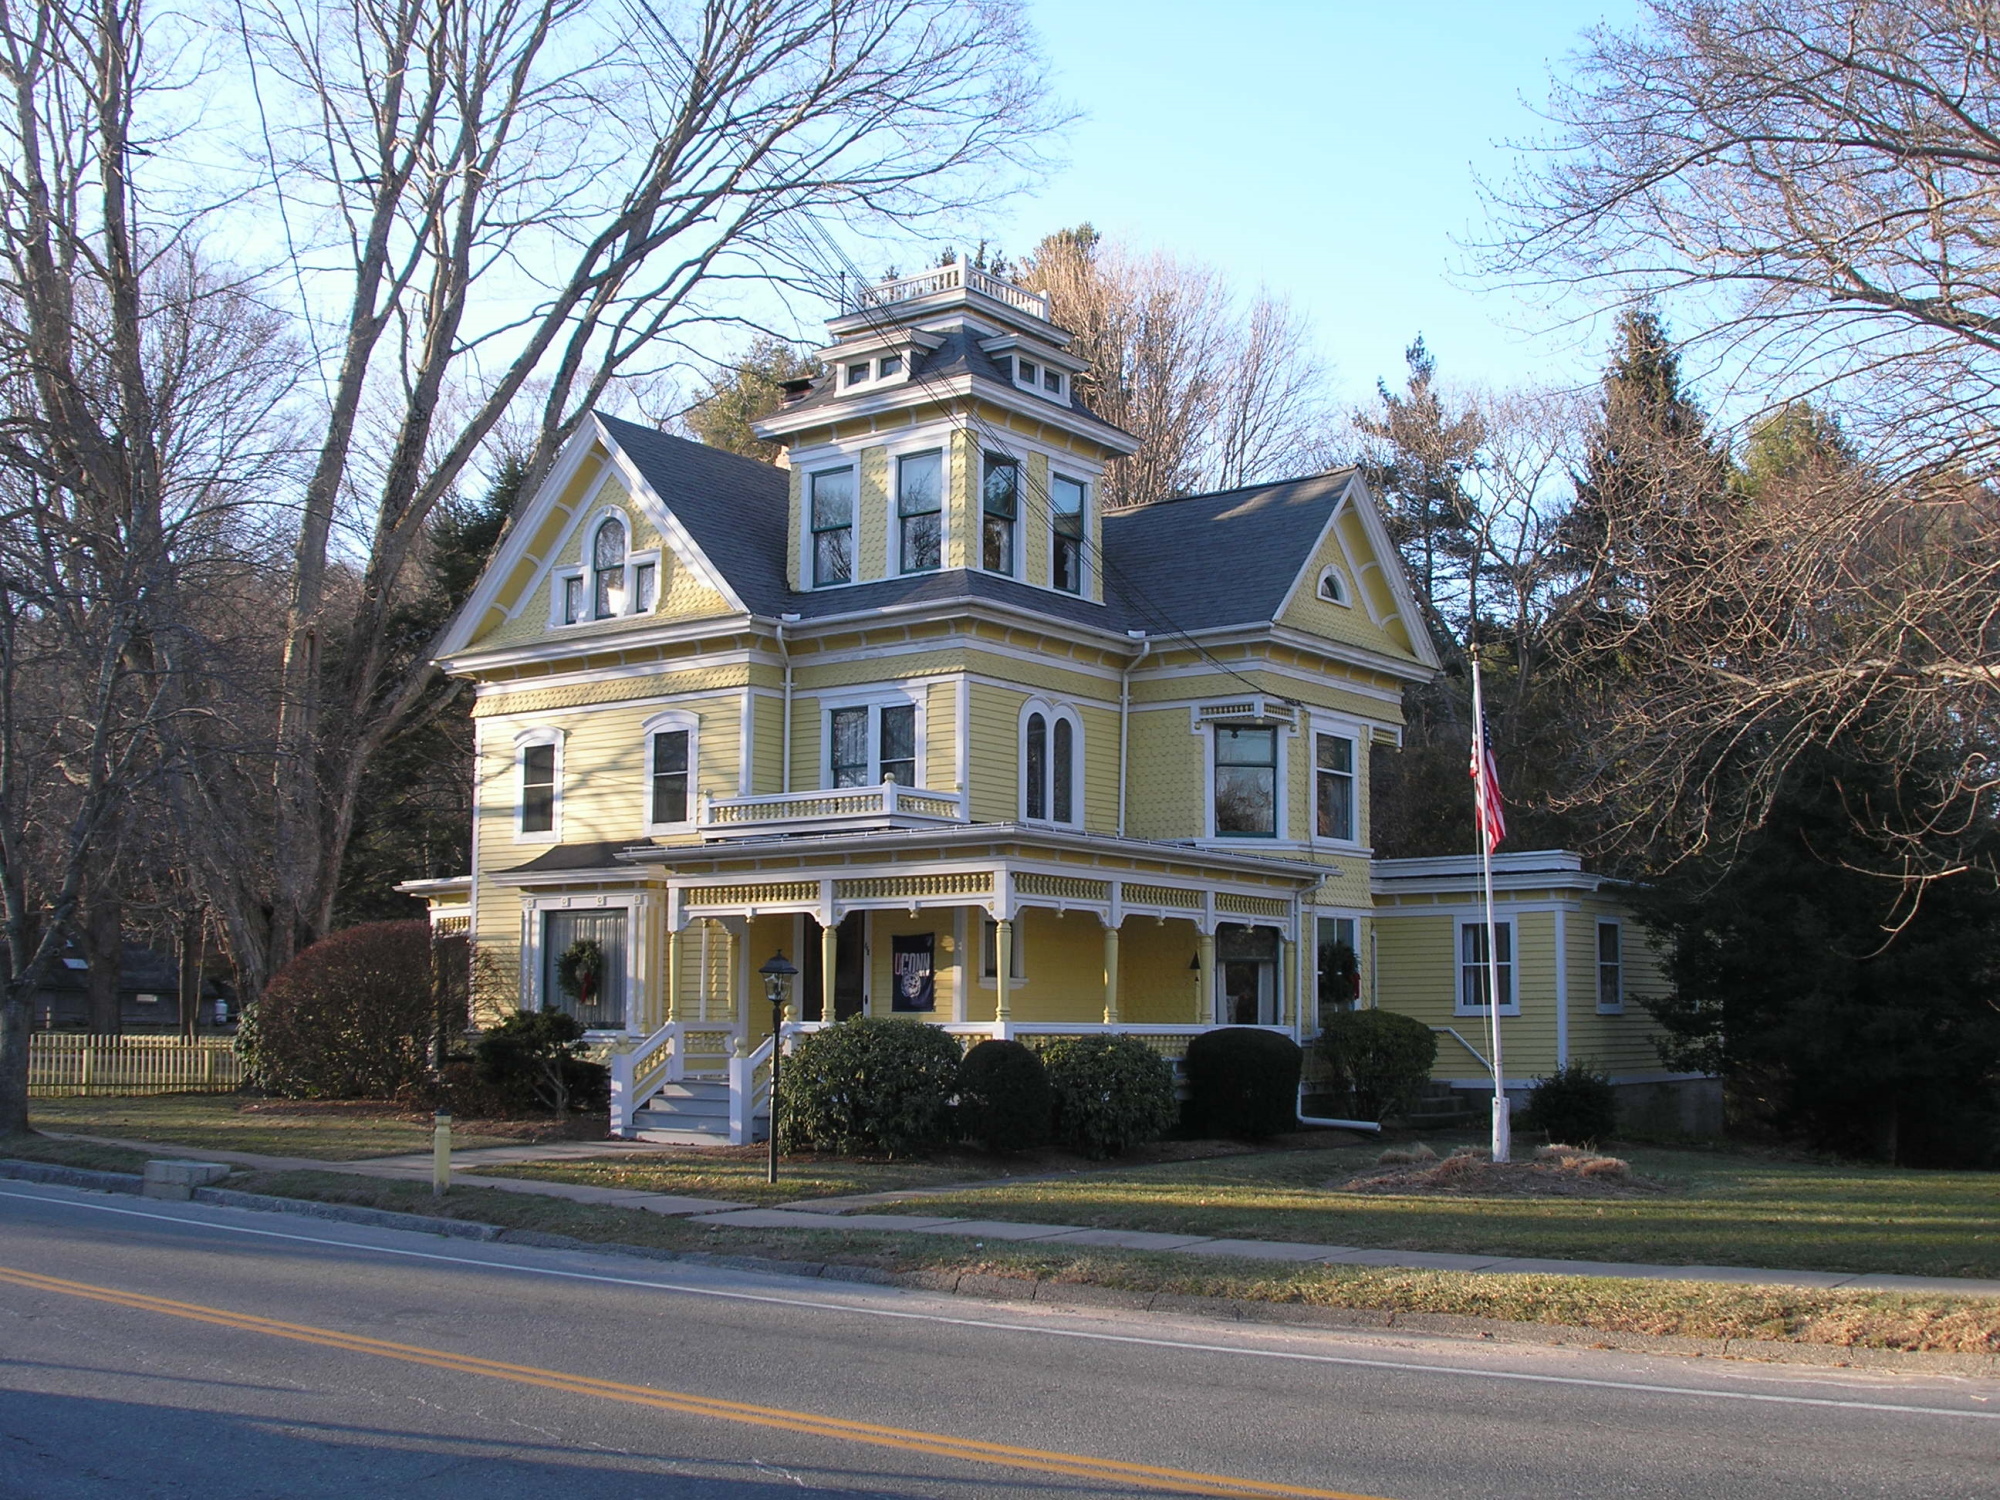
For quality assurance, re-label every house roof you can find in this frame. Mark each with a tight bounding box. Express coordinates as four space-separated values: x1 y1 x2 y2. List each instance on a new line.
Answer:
767 323 1130 443
498 841 642 875
597 412 1358 640
1102 469 1357 634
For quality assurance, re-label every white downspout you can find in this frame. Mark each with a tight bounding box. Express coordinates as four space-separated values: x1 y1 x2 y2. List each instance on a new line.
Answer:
1117 630 1149 837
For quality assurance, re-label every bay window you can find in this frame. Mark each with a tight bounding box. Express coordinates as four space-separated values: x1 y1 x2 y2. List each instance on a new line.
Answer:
1315 733 1355 841
982 453 1018 574
811 466 855 586
898 450 942 573
1051 473 1085 593
1214 724 1279 836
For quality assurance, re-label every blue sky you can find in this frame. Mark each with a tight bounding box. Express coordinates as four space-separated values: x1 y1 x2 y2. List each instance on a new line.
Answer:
975 1 1643 408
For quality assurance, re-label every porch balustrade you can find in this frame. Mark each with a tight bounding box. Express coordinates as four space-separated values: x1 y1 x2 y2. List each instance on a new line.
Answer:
698 782 968 839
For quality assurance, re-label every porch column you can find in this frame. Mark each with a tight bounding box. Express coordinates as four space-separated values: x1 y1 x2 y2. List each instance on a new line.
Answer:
1280 932 1297 1033
665 927 683 1024
1195 928 1215 1024
1101 920 1120 1025
820 919 839 1023
994 916 1013 1028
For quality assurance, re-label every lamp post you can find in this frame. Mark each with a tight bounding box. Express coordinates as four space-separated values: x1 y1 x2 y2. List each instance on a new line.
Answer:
759 950 798 1185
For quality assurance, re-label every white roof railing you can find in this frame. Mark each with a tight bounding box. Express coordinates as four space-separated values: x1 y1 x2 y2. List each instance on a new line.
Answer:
853 263 1051 321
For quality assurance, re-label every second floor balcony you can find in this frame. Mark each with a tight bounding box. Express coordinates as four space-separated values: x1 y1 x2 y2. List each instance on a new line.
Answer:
698 781 969 841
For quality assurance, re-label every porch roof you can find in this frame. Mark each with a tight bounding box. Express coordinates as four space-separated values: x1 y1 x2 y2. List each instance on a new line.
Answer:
616 822 1327 885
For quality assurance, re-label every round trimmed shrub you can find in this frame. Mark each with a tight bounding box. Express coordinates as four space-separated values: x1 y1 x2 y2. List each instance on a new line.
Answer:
474 1011 609 1115
1523 1061 1619 1146
777 1018 962 1157
239 920 437 1098
1317 1009 1437 1122
1185 1027 1303 1139
1040 1034 1178 1158
955 1039 1054 1151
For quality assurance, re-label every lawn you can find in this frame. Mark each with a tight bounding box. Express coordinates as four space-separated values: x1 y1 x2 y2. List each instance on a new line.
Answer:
866 1135 2000 1281
23 1094 527 1160
472 1149 1018 1207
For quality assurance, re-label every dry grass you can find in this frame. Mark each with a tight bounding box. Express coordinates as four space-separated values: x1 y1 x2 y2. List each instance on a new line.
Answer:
1338 1145 1665 1200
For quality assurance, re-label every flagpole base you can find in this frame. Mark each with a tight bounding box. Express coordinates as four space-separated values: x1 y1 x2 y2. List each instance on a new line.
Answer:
1490 1093 1512 1164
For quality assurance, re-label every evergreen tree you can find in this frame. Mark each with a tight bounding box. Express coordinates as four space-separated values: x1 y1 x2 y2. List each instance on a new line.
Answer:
1635 742 2000 1167
683 338 821 460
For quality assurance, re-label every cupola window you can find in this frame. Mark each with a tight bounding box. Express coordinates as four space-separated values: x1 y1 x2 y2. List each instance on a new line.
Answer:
982 453 1018 575
811 466 856 585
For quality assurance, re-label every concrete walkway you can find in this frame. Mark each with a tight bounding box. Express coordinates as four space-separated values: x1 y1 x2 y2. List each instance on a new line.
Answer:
46 1132 2000 1298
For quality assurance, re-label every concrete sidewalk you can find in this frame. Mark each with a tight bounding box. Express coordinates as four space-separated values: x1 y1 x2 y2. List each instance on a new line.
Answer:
48 1132 2000 1298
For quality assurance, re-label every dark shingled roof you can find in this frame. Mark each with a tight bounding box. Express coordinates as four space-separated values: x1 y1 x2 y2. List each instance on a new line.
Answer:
1102 469 1355 634
770 322 1129 440
596 412 1353 638
499 841 643 875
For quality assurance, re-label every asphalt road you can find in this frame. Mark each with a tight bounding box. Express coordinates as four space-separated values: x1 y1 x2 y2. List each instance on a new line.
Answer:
1 1181 1995 1499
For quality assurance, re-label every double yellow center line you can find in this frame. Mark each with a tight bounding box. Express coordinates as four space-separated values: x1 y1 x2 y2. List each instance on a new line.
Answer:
0 1262 1394 1499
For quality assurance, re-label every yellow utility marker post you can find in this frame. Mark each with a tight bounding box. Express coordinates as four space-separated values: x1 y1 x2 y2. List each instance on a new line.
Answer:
432 1112 451 1198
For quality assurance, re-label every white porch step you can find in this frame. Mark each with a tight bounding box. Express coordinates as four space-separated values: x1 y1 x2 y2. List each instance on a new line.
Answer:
629 1077 765 1144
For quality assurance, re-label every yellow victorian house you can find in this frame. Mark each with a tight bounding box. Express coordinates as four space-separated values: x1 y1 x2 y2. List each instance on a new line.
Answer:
404 263 1702 1142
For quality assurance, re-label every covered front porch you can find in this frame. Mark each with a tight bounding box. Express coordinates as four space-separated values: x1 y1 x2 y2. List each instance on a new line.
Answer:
604 825 1323 1141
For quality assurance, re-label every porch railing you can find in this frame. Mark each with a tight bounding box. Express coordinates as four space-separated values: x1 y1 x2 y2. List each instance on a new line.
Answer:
699 782 968 838
608 1022 683 1136
28 1034 243 1097
853 264 1051 320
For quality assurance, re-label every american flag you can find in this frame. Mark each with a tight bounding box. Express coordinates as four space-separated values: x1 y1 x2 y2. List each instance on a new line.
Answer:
1470 714 1507 855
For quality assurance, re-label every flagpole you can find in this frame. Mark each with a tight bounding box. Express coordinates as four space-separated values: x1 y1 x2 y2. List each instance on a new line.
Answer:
1472 655 1510 1163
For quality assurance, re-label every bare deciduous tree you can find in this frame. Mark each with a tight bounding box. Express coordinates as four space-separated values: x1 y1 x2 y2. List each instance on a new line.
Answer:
1018 226 1337 508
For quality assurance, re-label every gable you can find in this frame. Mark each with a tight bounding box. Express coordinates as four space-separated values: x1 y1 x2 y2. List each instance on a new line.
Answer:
1275 478 1436 670
441 420 747 663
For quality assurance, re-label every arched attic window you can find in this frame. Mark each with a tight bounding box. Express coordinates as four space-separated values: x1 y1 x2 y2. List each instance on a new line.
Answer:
1317 565 1350 606
592 517 628 619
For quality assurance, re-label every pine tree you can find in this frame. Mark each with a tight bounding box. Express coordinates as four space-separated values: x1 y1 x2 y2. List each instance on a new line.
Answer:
683 338 821 460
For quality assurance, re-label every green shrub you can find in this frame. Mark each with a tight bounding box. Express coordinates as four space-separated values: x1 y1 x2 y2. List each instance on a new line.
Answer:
239 921 438 1099
1524 1061 1619 1146
1185 1027 1303 1139
776 1018 962 1156
1040 1034 1178 1158
955 1039 1054 1151
474 1011 610 1114
1317 1008 1438 1121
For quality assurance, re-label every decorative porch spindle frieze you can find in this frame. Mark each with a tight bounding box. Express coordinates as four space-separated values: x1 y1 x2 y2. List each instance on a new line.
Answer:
834 871 991 901
1122 882 1202 909
684 881 820 907
1014 873 1110 902
1216 892 1290 919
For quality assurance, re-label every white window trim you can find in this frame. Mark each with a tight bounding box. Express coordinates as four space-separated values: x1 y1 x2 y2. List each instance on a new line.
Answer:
1316 564 1352 607
806 462 861 590
547 507 660 627
821 686 926 789
978 914 1027 988
1310 720 1363 849
1017 697 1083 828
979 447 1023 581
1196 713 1292 841
890 444 948 577
640 709 700 835
513 726 564 844
1048 471 1090 596
1456 917 1520 1017
1596 918 1625 1014
521 891 650 1037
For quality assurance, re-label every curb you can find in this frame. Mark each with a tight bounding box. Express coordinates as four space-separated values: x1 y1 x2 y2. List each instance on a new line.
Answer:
4 1158 1993 1377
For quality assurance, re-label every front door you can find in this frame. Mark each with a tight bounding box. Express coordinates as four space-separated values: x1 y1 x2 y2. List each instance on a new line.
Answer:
1216 923 1277 1026
802 913 868 1021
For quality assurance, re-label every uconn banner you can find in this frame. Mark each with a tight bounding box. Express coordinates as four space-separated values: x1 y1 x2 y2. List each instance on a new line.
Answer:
890 933 936 1012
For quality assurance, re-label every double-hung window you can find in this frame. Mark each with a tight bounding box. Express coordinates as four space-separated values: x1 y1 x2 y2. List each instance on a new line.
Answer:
520 742 557 835
898 451 942 573
982 454 1018 574
1051 473 1085 593
1315 733 1355 841
829 703 917 787
1214 725 1279 837
591 519 627 618
1460 921 1514 1011
1597 921 1624 1011
649 729 690 826
811 467 855 586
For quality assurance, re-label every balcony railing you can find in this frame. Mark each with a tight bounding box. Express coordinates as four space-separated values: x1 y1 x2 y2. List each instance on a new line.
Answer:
852 264 1051 321
698 782 969 839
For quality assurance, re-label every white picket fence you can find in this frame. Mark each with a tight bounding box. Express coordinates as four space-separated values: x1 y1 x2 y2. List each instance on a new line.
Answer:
28 1034 243 1097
